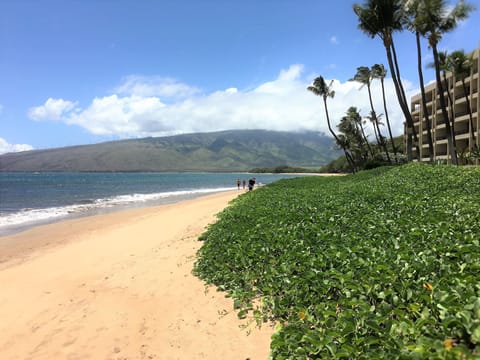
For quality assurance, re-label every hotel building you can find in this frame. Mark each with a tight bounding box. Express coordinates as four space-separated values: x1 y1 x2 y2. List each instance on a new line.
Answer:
408 45 479 164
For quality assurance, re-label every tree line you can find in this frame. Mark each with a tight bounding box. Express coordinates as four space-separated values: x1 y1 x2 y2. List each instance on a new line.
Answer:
309 0 477 173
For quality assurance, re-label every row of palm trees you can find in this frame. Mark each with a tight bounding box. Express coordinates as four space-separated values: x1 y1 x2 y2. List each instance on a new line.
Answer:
309 0 475 172
308 65 401 173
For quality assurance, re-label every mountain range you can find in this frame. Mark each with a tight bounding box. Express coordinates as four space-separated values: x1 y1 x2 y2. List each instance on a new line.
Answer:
0 130 341 172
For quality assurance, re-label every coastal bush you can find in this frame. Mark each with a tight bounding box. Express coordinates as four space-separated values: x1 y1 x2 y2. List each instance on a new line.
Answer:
193 163 480 359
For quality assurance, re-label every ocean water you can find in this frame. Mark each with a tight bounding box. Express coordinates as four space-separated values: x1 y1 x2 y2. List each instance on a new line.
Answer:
0 172 301 235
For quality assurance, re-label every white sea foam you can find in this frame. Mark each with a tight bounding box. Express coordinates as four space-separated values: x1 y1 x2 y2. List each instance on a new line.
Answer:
0 187 234 231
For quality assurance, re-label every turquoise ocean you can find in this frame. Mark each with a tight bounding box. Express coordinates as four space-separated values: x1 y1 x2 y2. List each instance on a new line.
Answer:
0 172 302 236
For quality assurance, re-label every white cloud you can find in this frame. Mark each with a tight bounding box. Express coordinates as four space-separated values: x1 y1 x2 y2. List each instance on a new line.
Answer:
67 95 167 136
330 36 339 45
28 65 410 139
28 98 77 121
0 137 34 154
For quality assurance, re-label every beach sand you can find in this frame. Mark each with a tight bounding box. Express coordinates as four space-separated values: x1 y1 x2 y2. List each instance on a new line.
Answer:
0 190 274 360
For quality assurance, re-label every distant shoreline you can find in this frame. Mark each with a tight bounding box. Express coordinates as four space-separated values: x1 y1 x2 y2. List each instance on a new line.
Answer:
254 172 346 176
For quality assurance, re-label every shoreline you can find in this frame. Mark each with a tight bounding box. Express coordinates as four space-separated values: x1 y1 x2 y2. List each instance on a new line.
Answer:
0 190 274 359
1 172 304 237
0 187 237 237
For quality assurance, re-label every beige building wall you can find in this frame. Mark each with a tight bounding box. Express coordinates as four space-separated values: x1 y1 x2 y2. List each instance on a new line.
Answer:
407 45 479 164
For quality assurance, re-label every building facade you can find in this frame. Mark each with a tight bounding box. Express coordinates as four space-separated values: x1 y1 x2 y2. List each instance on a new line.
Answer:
408 45 479 164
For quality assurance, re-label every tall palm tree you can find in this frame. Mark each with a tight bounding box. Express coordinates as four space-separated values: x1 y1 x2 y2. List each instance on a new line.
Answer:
351 66 391 163
427 51 459 153
415 31 435 163
412 0 475 165
307 76 356 172
353 0 420 161
438 51 457 148
403 0 435 162
371 63 399 162
448 50 477 153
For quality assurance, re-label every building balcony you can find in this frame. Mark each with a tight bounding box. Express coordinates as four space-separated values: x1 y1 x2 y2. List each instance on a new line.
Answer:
454 93 468 101
454 112 471 122
455 132 471 140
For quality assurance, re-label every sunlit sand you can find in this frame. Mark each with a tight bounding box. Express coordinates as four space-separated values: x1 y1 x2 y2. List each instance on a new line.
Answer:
0 190 273 359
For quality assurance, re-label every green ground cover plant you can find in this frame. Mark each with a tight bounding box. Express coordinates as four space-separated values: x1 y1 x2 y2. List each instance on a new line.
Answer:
194 163 480 359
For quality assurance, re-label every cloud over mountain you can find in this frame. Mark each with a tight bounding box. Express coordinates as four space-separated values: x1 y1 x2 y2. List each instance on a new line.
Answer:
28 64 412 140
0 137 34 155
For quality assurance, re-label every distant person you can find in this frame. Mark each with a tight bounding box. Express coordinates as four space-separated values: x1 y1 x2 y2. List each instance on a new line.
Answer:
236 178 241 190
248 177 256 191
242 179 246 190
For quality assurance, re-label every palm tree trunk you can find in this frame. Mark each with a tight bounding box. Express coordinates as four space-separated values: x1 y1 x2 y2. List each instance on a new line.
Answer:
375 117 391 163
367 85 390 163
370 116 380 144
392 41 421 159
407 131 413 161
391 41 409 107
416 32 434 163
380 77 398 163
443 71 458 153
354 122 370 160
461 78 477 153
384 42 419 160
432 44 458 165
323 97 356 173
359 122 374 157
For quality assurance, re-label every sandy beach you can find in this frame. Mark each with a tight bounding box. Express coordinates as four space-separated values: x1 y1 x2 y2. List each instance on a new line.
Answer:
0 190 273 359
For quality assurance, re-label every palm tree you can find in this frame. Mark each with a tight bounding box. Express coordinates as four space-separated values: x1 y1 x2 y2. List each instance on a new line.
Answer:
403 1 435 162
366 111 389 152
438 51 457 148
371 63 399 162
415 31 435 163
427 51 459 153
338 111 368 165
353 0 420 161
335 134 356 168
448 50 477 154
351 66 391 163
411 0 475 165
307 76 356 172
347 106 373 158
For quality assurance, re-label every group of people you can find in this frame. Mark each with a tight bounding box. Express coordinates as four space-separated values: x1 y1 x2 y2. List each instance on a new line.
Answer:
236 177 256 191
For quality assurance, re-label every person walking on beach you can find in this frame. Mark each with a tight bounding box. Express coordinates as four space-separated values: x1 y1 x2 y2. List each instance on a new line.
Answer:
248 177 256 191
242 179 246 190
236 178 241 190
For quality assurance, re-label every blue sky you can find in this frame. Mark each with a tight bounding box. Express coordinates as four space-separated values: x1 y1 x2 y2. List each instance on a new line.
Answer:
1 0 479 154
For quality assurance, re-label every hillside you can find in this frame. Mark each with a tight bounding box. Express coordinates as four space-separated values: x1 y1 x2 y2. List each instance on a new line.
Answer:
0 130 340 172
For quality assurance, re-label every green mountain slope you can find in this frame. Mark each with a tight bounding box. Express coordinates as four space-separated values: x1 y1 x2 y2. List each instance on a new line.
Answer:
0 130 340 172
